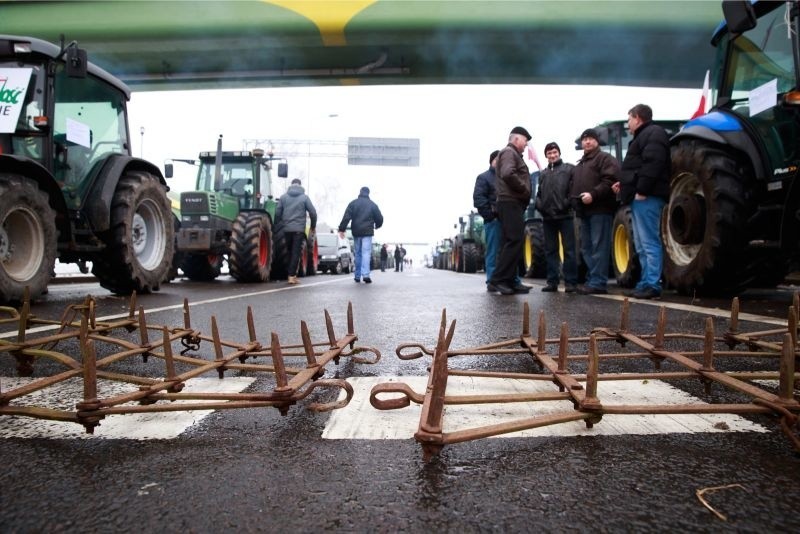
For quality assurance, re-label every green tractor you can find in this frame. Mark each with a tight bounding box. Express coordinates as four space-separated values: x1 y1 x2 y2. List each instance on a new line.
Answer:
0 35 174 303
452 212 486 273
167 136 289 282
434 238 453 270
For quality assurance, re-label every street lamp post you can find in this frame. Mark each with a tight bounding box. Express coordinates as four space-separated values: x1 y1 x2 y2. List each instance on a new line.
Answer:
139 126 145 158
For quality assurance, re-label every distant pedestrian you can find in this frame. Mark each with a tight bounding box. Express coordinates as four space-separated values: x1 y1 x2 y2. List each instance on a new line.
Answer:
394 244 406 272
380 244 389 272
535 142 578 293
571 128 620 294
488 126 533 295
473 150 501 288
276 178 317 285
338 186 384 284
613 104 671 300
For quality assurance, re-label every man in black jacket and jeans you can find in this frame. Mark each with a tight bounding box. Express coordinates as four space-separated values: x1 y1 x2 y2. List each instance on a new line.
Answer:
613 104 671 299
338 186 384 284
535 142 578 293
488 126 533 295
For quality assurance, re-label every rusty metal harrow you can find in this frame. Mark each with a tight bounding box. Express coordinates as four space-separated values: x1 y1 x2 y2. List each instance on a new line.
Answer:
370 294 800 461
0 291 380 433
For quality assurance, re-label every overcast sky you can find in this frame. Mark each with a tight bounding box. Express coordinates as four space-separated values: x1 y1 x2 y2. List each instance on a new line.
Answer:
128 84 700 255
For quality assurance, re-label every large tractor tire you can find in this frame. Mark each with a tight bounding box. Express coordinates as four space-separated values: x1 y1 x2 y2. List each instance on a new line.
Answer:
0 174 57 303
181 254 223 281
93 171 174 295
229 211 272 282
523 221 546 278
611 207 640 289
664 141 749 295
462 242 481 273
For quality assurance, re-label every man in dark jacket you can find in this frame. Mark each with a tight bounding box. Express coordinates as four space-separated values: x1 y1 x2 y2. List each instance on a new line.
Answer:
570 128 620 294
276 178 317 285
613 104 671 299
338 186 384 283
535 142 578 293
472 150 500 287
488 126 533 295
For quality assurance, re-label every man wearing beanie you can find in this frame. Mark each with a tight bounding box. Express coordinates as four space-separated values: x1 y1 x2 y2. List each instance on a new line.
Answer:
276 178 317 285
570 128 620 294
488 126 533 295
338 186 384 284
472 149 500 288
535 142 578 293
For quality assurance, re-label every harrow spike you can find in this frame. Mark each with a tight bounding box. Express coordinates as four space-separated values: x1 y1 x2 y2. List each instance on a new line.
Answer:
183 298 191 330
779 333 795 404
324 309 336 347
247 306 257 343
301 320 317 367
522 301 530 337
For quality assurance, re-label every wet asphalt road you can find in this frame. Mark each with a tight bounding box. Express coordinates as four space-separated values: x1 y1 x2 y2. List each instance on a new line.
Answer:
1 268 798 532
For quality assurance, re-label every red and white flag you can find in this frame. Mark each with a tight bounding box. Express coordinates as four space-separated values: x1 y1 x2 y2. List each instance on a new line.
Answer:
691 70 710 119
527 145 543 171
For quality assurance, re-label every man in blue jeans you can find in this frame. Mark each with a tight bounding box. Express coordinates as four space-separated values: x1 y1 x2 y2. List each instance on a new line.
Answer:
570 128 620 294
473 150 500 288
338 186 384 284
613 104 671 299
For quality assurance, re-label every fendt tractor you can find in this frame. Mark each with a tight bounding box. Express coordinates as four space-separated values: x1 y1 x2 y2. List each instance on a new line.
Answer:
0 35 174 303
452 212 486 273
167 137 317 282
665 0 800 295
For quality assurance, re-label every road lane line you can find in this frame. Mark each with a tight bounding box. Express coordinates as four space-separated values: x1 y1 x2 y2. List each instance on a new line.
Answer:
322 376 768 440
0 277 352 339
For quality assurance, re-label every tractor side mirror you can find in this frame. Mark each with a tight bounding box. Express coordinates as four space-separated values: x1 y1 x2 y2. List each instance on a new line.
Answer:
723 1 757 34
277 162 288 178
66 46 88 78
164 162 173 178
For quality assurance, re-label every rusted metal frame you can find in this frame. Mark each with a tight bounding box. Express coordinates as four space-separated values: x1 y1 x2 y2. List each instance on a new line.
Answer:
614 330 792 405
95 378 354 415
440 412 594 446
0 405 80 422
2 347 81 370
0 330 86 352
414 311 454 459
0 368 83 403
520 336 589 406
599 403 781 415
93 340 262 409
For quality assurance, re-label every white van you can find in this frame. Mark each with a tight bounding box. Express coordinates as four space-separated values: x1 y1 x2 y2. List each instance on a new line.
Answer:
316 232 353 274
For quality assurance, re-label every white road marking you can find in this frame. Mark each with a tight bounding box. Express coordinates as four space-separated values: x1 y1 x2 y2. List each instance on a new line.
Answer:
322 376 768 440
0 376 254 440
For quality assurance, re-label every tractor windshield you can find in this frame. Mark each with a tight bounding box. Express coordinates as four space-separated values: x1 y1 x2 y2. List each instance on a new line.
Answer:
196 160 254 195
717 3 796 113
53 67 129 190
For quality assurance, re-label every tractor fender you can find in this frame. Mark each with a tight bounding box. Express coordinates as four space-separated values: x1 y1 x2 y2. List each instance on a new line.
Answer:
672 111 766 180
84 155 167 233
0 154 70 239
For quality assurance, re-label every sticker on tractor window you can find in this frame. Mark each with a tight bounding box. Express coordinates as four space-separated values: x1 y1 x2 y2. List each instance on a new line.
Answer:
66 117 91 148
0 68 33 133
749 78 777 117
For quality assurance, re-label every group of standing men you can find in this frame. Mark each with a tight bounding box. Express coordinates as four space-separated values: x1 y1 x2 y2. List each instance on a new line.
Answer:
474 104 671 299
